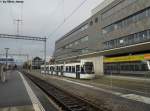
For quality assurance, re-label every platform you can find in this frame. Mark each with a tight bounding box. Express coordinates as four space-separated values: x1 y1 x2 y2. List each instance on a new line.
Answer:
0 71 58 111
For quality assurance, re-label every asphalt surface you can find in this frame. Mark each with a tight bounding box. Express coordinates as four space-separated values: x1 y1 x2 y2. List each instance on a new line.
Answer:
0 71 32 108
0 71 58 111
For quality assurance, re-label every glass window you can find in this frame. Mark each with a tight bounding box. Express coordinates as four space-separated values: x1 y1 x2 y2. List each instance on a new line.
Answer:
90 21 93 26
138 11 147 21
126 17 133 25
69 43 73 47
69 66 72 73
139 30 148 41
72 66 75 73
133 14 139 23
81 36 88 42
122 19 128 27
82 49 89 54
114 24 118 30
81 24 89 31
76 65 80 72
95 17 98 23
127 34 134 44
134 33 140 43
74 41 79 45
66 67 68 72
102 29 107 34
147 8 150 16
119 39 124 44
117 21 123 29
81 67 85 74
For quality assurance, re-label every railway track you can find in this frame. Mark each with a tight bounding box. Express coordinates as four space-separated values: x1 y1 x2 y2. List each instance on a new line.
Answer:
22 71 110 111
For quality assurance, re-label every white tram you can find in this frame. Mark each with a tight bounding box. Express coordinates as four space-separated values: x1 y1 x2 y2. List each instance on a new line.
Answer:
41 60 95 79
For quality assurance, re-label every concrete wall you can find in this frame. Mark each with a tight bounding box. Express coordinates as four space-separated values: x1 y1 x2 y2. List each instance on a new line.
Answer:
91 0 115 15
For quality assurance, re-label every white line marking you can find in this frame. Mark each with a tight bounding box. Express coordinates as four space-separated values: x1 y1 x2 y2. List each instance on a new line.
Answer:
121 94 150 105
18 71 45 111
54 77 150 105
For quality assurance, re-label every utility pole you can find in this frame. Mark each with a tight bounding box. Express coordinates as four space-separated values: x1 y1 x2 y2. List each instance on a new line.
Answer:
44 37 47 75
15 19 23 35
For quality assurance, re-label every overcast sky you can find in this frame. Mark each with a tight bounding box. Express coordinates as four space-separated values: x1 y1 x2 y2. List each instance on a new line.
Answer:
0 0 104 61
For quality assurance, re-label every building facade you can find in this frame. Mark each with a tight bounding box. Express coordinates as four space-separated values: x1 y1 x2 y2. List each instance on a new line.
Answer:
54 0 150 75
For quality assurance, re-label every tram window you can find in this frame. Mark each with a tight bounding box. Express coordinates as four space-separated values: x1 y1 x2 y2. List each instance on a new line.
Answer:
41 67 44 70
66 67 69 72
72 66 75 73
61 66 63 71
56 66 58 71
81 67 85 74
69 66 72 73
76 65 80 72
84 62 94 74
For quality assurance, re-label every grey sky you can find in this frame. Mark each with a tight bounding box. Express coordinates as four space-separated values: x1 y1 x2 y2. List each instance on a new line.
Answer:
0 0 104 61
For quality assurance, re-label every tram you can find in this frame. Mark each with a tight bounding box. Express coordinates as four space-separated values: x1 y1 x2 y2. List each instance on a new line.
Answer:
41 60 95 79
104 54 150 76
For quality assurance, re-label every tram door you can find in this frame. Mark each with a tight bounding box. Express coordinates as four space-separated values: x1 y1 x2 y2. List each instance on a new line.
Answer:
76 65 80 79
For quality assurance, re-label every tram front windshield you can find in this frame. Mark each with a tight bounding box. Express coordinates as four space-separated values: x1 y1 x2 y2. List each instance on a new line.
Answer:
84 62 94 74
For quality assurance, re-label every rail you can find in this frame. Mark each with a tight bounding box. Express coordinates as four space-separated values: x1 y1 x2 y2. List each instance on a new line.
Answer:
22 71 110 111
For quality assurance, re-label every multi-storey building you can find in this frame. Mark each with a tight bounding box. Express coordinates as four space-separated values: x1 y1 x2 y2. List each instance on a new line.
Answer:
54 0 150 76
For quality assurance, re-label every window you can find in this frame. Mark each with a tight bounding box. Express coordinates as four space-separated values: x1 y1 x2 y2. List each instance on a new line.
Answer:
69 43 73 47
126 17 133 25
90 21 93 26
65 45 69 48
119 39 124 44
69 66 72 73
138 11 147 21
95 17 98 23
102 8 150 34
114 24 118 30
134 33 140 43
66 67 69 72
147 9 150 16
104 24 114 33
103 29 150 49
127 35 134 44
72 66 75 73
102 29 107 34
82 49 89 54
74 41 79 45
81 36 88 42
139 30 148 41
81 24 88 31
